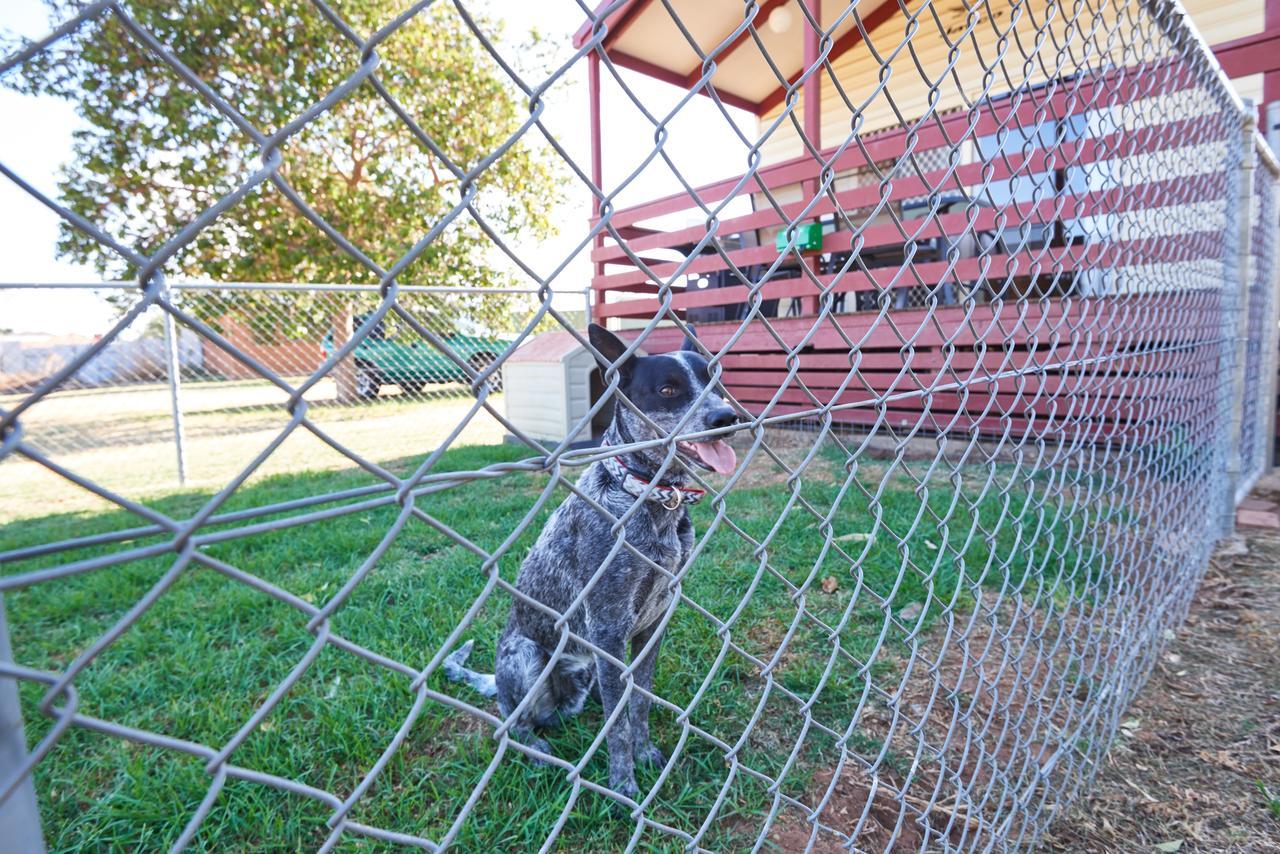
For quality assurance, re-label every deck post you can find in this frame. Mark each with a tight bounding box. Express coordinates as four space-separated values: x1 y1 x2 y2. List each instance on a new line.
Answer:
800 0 822 317
588 50 604 325
802 0 822 155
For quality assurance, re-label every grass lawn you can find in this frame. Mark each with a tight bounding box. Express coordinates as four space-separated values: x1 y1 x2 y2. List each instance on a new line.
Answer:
0 436 1093 851
0 380 505 521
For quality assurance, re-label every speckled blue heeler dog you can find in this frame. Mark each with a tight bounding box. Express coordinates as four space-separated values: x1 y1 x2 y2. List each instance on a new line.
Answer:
444 323 739 801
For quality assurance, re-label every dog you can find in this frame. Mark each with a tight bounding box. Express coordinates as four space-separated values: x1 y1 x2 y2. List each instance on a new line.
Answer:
444 323 739 801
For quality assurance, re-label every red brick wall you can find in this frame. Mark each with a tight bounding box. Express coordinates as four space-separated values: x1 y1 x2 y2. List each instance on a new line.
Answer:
204 317 324 380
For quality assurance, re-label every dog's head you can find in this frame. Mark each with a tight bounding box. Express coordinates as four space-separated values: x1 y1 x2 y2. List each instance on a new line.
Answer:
588 323 738 475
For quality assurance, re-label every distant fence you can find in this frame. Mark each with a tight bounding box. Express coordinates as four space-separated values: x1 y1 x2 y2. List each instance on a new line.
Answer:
0 281 587 483
0 325 202 393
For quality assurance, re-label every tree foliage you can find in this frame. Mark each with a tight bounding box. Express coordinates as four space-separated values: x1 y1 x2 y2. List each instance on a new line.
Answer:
4 0 565 338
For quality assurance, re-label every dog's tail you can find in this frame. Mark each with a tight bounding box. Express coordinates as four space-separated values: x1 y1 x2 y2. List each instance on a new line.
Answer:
442 639 497 698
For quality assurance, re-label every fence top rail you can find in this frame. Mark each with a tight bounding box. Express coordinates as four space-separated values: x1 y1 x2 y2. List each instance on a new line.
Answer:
0 281 571 296
1155 0 1249 118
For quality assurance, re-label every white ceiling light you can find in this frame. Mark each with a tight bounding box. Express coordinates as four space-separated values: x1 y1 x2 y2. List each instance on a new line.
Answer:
767 6 793 34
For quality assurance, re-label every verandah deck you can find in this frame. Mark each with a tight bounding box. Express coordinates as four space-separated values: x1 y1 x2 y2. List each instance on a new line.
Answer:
621 297 1224 444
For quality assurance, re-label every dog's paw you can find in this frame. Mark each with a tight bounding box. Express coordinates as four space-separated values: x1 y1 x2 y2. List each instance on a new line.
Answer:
608 778 640 815
635 743 667 768
521 735 554 767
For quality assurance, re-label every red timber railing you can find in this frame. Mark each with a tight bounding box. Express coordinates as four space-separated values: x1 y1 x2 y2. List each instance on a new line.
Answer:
589 62 1238 441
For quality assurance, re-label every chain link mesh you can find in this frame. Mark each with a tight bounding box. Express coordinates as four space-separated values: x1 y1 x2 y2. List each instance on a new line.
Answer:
1 0 1278 850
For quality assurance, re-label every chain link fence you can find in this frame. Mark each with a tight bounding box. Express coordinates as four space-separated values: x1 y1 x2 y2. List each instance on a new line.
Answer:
1 0 1278 850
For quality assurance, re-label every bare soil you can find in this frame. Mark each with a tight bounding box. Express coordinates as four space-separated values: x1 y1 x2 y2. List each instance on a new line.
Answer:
1044 482 1280 853
758 470 1280 853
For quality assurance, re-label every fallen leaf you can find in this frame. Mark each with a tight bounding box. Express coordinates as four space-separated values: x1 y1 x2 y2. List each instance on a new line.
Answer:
1217 536 1249 557
835 532 870 542
898 601 924 621
1153 841 1183 853
821 576 839 594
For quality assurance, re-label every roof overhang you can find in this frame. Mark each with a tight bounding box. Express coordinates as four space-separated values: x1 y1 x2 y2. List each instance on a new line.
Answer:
572 0 901 116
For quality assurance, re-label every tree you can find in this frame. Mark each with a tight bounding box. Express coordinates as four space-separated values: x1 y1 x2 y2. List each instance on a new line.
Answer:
4 0 564 398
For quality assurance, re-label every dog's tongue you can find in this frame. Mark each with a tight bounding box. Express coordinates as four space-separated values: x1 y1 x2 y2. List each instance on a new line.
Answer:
692 440 737 475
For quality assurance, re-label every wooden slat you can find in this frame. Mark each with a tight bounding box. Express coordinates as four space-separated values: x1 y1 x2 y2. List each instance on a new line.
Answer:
593 113 1216 264
718 346 1218 374
608 294 1227 443
593 175 1228 293
738 388 1221 440
595 232 1227 319
606 60 1196 228
721 367 1214 397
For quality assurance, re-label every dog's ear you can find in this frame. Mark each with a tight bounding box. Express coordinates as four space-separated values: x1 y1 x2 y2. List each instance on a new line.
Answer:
681 324 699 353
588 323 634 379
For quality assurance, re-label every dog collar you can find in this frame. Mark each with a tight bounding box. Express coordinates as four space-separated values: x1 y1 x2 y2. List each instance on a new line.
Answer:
601 454 705 510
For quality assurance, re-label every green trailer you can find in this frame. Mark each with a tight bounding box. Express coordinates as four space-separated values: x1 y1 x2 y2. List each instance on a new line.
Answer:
324 313 509 399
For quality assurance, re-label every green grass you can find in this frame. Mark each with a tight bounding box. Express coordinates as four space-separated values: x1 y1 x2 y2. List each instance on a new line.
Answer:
0 380 505 520
1259 781 1280 821
0 439 1094 851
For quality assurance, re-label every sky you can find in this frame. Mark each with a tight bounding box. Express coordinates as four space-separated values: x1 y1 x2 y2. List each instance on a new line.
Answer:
0 0 757 336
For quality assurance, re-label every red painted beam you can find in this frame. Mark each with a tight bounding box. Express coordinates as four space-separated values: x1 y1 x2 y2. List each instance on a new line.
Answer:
573 0 650 49
1268 0 1280 102
589 50 605 323
1212 28 1280 78
757 0 903 115
803 0 822 151
589 52 603 218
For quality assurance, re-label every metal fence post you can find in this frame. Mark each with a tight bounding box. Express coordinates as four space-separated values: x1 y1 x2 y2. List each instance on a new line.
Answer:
160 281 188 486
1259 146 1280 474
1223 104 1257 532
0 596 46 854
1267 101 1280 161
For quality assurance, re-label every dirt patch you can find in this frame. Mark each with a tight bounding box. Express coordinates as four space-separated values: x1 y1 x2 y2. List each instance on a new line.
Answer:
768 766 927 852
729 427 884 490
760 597 1071 850
1043 489 1280 851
